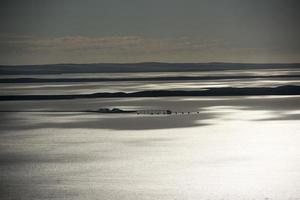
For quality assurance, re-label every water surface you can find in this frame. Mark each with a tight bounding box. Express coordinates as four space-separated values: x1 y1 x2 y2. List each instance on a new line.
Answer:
0 96 299 200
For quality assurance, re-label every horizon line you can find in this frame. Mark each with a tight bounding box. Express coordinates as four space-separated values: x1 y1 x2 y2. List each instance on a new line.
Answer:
1 61 300 67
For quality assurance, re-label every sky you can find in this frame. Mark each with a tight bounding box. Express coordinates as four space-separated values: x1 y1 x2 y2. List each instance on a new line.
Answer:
0 0 299 65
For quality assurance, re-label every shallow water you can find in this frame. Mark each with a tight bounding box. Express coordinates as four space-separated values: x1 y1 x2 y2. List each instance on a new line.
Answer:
0 96 300 200
2 77 300 95
1 69 300 95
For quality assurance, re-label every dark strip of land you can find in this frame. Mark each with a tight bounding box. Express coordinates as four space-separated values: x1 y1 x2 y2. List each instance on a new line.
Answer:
0 63 299 75
0 85 299 101
0 110 136 113
0 75 299 83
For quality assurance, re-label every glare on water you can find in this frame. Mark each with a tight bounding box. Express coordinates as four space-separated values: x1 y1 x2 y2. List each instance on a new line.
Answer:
0 96 299 200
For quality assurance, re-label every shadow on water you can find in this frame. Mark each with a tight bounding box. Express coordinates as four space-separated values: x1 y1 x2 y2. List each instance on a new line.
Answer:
1 96 300 131
1 108 300 132
0 111 214 131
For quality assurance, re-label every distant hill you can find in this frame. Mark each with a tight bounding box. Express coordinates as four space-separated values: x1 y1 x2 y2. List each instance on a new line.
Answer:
0 62 299 75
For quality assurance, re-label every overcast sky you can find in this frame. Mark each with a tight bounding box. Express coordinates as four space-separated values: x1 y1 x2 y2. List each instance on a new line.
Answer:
0 0 299 65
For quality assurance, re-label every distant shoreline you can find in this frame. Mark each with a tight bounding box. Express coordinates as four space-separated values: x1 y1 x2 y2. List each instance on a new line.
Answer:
1 63 299 75
0 75 299 83
1 85 300 101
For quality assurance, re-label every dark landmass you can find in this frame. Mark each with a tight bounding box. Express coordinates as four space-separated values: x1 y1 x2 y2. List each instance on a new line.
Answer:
1 74 299 83
0 109 135 113
0 85 299 101
96 108 136 113
0 62 299 75
0 108 174 115
0 110 132 113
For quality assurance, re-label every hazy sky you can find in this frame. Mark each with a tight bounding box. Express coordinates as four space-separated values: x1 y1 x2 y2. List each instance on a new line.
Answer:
0 0 299 65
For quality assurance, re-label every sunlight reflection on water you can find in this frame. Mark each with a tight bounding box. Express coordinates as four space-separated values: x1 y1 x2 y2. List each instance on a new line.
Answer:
0 96 300 200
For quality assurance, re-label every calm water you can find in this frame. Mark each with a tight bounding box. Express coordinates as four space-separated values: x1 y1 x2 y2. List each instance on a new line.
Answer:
1 68 299 199
0 96 300 200
1 69 300 95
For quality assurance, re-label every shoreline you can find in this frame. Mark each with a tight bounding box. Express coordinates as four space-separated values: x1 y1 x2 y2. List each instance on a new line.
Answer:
0 85 300 101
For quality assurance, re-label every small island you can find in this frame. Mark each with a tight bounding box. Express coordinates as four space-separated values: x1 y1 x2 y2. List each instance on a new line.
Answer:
96 108 136 113
96 108 172 115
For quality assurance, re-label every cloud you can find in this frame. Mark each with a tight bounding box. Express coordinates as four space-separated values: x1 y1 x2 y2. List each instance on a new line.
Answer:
0 35 224 64
0 35 299 65
0 35 222 53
